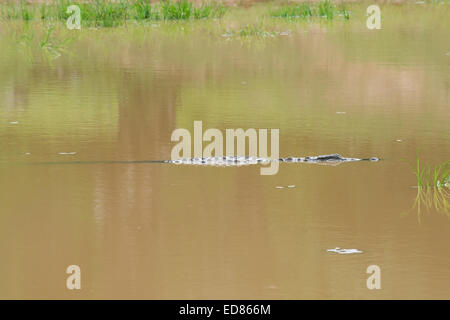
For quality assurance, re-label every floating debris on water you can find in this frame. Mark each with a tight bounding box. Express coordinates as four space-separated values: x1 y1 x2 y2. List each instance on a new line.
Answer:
9 121 19 124
336 111 346 114
276 185 296 189
396 139 403 142
25 153 31 155
58 152 77 155
275 186 285 189
327 247 363 254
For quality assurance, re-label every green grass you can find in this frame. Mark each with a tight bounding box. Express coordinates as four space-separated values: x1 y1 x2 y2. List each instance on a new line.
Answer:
269 0 350 21
410 157 449 188
193 2 226 19
21 1 35 21
134 0 158 20
1 0 227 27
1 0 35 21
406 157 449 221
238 23 275 38
161 0 192 20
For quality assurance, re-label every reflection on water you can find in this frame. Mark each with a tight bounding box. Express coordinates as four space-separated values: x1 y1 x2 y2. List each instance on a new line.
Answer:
409 187 450 223
0 4 449 299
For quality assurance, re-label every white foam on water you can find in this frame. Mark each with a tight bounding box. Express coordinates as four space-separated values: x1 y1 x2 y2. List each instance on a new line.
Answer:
327 247 363 254
58 152 77 155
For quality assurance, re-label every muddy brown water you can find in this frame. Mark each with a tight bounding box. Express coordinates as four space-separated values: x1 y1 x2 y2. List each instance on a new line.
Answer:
0 4 449 299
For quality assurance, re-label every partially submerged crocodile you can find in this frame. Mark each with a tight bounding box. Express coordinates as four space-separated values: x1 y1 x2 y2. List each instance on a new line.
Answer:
168 154 379 166
18 153 379 166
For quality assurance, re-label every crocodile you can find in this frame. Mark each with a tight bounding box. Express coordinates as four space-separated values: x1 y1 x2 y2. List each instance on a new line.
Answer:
16 153 379 166
167 154 379 166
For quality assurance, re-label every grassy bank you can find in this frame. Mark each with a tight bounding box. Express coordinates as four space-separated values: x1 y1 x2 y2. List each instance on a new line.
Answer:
270 0 350 20
0 0 356 28
0 0 227 27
